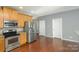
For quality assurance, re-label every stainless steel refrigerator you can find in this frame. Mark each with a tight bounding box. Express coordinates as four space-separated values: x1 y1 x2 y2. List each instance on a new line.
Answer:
24 21 36 43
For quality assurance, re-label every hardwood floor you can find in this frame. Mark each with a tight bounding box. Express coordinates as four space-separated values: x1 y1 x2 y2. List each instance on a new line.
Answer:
12 36 79 52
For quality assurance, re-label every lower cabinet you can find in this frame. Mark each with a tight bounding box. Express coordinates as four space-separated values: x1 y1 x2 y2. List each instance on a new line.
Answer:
0 36 4 52
19 32 27 46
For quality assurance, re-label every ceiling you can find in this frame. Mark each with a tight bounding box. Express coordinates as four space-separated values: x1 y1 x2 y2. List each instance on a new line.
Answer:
10 6 79 19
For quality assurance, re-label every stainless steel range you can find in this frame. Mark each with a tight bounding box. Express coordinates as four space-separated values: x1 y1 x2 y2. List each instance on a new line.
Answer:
3 29 20 52
3 20 20 52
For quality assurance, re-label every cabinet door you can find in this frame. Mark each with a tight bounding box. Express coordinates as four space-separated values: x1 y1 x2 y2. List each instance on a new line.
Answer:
25 15 32 22
11 9 18 20
8 8 12 20
24 15 26 21
0 7 3 28
13 10 18 20
3 7 10 20
3 7 18 20
17 14 25 27
0 36 4 52
19 32 27 46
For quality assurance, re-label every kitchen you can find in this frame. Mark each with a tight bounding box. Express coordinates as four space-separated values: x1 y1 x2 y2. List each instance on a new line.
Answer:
0 0 79 59
0 6 36 52
1 6 79 52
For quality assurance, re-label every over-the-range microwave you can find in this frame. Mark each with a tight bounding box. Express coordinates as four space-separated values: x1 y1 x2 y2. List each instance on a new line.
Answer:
4 20 18 28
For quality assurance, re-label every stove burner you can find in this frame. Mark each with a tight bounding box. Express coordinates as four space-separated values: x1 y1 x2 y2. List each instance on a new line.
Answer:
3 30 19 38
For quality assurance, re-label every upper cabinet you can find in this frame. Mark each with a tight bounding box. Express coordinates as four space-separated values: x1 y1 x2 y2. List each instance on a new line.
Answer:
0 7 32 28
25 15 32 22
17 13 32 28
3 7 11 20
0 7 3 28
10 8 18 20
17 13 25 27
3 7 18 20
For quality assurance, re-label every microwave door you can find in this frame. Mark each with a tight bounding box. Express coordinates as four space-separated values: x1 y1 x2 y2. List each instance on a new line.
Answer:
4 20 18 28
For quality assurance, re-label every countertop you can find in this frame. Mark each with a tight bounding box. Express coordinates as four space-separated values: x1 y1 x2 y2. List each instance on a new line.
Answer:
0 34 4 37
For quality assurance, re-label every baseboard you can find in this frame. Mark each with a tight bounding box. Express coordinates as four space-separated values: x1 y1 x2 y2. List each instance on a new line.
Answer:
45 36 53 38
62 38 79 43
39 35 79 43
39 35 46 37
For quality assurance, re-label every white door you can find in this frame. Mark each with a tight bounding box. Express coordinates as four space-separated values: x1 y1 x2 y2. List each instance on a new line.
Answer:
52 18 62 38
39 20 45 36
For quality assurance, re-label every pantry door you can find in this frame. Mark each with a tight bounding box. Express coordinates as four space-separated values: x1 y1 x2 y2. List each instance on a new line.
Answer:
52 18 62 38
39 20 45 36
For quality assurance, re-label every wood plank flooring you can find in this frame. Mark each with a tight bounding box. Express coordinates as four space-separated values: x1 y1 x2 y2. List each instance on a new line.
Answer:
12 36 79 52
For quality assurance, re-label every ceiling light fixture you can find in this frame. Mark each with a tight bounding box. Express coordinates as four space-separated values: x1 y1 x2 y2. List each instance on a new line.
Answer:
19 6 23 9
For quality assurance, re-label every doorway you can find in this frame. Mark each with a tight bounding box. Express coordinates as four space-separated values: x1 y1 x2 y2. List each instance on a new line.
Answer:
39 20 45 36
52 17 62 38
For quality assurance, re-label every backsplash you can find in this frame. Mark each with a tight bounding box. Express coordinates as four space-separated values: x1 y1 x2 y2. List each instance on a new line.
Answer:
0 28 23 34
0 29 3 34
17 28 23 33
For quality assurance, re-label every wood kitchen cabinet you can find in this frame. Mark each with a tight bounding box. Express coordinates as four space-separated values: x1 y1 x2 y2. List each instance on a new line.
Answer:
3 7 32 27
17 13 25 27
3 7 18 20
0 36 5 52
3 7 11 20
19 32 27 46
0 7 3 28
17 13 32 27
10 8 18 20
25 15 32 22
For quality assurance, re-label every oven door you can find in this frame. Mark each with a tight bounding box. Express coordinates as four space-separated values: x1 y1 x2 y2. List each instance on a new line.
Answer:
5 36 20 51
